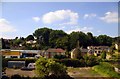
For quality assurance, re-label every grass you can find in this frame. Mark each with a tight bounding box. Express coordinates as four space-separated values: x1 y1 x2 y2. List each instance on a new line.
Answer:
93 62 120 78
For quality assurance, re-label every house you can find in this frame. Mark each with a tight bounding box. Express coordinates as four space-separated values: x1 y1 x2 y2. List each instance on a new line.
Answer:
115 43 119 50
1 49 21 58
71 41 88 59
19 50 39 58
45 48 66 58
71 47 88 59
87 46 110 56
1 49 42 58
26 40 37 44
71 48 81 59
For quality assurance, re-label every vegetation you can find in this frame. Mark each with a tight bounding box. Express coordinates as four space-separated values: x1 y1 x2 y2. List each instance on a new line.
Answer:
2 27 119 51
93 62 120 78
54 55 99 67
35 57 67 77
101 51 107 59
2 74 73 79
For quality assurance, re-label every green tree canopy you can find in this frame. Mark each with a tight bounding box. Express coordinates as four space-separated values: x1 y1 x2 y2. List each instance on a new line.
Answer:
35 57 67 77
26 35 34 41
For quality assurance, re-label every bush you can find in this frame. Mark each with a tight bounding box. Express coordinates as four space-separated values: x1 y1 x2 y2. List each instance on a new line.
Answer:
35 57 67 77
55 58 83 67
93 62 120 78
54 55 67 59
11 74 22 79
54 55 99 67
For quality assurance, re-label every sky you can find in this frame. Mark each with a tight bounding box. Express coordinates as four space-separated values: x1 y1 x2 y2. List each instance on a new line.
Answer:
0 2 118 39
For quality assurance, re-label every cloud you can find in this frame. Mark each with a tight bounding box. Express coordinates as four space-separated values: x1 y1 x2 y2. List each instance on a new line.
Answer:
66 26 93 34
42 10 79 25
0 18 16 32
100 12 118 23
84 13 96 19
32 17 40 22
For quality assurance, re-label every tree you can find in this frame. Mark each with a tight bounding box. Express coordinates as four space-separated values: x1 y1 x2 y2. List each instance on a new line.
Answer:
97 35 113 46
87 32 94 46
33 28 52 48
49 30 68 48
26 35 34 41
69 31 88 50
35 57 67 77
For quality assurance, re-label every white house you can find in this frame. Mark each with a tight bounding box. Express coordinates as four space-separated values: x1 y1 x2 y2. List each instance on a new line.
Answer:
87 46 110 56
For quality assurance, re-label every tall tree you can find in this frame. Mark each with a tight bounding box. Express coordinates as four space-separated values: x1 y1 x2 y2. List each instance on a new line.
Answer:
33 28 52 47
26 35 34 41
49 30 67 48
97 35 113 46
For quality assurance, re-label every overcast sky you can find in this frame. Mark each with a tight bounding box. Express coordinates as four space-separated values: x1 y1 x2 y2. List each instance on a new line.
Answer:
0 2 118 39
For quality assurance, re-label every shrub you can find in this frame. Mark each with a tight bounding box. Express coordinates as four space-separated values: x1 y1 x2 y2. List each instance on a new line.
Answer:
54 56 99 67
93 62 120 78
11 74 22 79
54 55 67 59
35 57 67 77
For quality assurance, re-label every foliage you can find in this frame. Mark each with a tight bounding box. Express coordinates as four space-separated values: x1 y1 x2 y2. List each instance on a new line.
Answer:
3 27 120 51
35 57 67 77
54 55 68 59
26 35 34 41
93 62 120 78
101 51 107 59
2 74 73 79
83 55 99 67
54 55 99 67
97 35 113 46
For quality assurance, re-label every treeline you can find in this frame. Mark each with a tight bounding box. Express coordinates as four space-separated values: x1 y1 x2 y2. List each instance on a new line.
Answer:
1 27 120 51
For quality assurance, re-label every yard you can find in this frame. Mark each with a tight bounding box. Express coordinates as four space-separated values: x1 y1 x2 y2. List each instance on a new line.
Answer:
5 67 104 78
67 67 104 78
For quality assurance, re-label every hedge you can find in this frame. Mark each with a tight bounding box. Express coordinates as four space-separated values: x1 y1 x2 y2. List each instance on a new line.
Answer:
54 58 99 67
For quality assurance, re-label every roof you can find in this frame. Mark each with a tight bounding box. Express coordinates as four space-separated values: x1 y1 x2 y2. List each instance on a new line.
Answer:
47 48 65 53
2 51 21 56
88 46 109 48
87 46 109 49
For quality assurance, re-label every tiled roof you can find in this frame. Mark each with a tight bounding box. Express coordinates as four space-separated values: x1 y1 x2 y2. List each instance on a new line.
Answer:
47 48 65 53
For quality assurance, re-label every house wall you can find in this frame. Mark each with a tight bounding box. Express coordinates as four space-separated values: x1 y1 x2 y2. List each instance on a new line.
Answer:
87 46 110 56
2 51 21 58
44 52 65 58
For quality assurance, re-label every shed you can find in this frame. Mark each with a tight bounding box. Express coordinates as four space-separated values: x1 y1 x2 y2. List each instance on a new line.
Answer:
8 61 25 68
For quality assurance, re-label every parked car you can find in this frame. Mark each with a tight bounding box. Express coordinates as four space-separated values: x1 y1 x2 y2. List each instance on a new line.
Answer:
21 63 35 70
